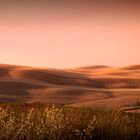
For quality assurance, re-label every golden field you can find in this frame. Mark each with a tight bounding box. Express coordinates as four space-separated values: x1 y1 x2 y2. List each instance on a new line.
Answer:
0 64 140 139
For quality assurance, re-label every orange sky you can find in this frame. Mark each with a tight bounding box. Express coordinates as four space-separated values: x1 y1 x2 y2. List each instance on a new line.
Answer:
0 1 140 68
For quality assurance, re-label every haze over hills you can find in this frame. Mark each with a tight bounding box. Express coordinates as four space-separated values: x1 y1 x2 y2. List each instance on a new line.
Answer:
0 64 140 110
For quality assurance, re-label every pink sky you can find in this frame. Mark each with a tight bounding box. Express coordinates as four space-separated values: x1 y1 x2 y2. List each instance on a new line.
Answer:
0 1 140 68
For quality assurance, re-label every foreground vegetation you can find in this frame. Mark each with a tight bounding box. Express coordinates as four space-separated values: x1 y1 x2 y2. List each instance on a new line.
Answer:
0 103 139 140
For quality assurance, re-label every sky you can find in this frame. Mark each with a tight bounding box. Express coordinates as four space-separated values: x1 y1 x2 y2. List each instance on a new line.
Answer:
0 1 140 68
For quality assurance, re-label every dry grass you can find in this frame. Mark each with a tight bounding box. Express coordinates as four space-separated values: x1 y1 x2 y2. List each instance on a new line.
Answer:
0 103 140 140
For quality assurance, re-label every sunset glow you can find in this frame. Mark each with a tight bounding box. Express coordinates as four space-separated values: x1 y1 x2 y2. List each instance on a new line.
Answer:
0 1 140 68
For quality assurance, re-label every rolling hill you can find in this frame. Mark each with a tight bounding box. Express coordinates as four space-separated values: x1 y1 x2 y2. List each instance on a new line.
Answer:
0 64 140 110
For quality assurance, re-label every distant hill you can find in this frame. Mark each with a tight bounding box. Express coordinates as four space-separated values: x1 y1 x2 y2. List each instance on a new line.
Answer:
0 64 140 110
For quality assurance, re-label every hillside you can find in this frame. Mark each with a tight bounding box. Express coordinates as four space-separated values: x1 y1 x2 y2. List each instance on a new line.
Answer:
0 64 140 110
